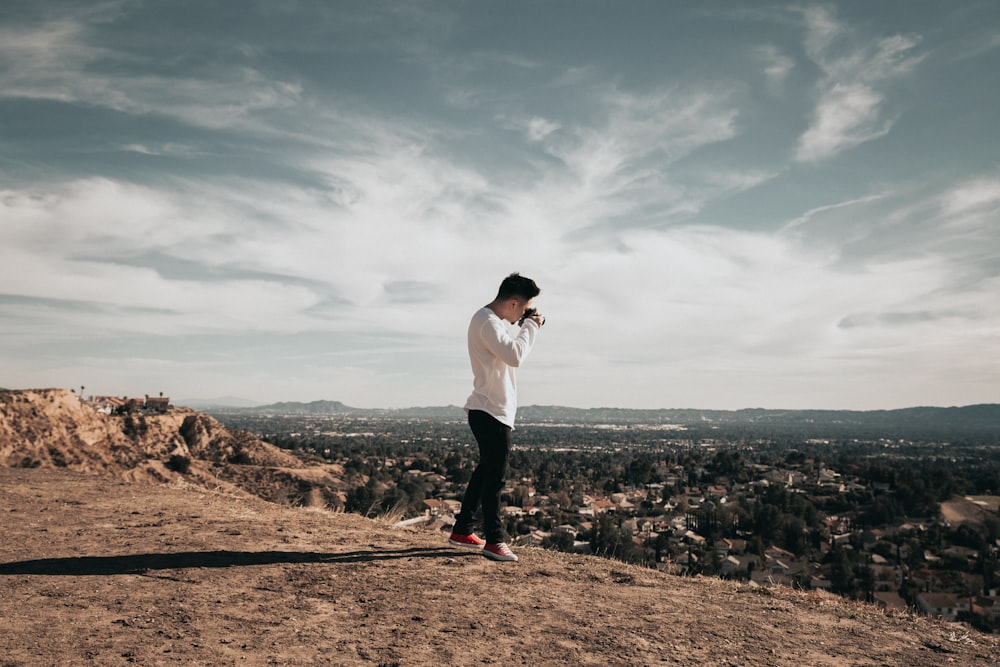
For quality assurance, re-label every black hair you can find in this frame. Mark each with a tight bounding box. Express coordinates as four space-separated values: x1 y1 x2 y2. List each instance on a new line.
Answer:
496 272 541 300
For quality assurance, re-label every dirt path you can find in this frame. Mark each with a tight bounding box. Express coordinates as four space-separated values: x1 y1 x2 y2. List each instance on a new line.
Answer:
1 468 996 666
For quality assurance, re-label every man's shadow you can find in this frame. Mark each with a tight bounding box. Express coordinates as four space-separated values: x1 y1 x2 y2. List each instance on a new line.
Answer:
0 547 470 576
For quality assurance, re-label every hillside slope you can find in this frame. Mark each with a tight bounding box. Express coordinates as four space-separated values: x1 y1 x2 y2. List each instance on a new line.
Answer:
1 468 996 667
0 388 346 507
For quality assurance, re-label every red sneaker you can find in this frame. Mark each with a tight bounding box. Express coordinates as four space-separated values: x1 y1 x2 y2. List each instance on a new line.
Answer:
483 542 518 562
448 532 486 549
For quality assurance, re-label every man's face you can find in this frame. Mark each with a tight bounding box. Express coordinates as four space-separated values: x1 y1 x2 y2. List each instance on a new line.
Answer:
508 297 534 324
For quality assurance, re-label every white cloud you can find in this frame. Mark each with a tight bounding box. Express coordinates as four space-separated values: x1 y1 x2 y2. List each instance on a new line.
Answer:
526 217 1000 408
0 16 103 98
120 143 201 157
940 177 1000 217
797 83 889 161
521 84 741 230
950 30 1000 62
754 44 795 92
526 116 561 142
795 6 924 162
0 180 323 334
0 10 303 132
780 192 887 232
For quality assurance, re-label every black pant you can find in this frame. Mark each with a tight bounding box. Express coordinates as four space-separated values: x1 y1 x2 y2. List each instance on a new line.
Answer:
453 410 511 544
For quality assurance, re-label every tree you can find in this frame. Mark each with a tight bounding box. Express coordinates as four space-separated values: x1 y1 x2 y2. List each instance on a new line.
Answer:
542 531 574 552
754 503 783 543
856 565 876 602
828 545 855 596
781 517 807 557
345 480 379 516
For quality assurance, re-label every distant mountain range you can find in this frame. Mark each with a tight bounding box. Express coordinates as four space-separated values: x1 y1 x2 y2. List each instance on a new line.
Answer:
203 400 1000 440
180 396 268 409
210 399 461 417
519 403 1000 428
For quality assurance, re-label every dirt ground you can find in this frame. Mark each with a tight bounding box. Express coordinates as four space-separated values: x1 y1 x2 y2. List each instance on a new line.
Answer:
1 468 997 667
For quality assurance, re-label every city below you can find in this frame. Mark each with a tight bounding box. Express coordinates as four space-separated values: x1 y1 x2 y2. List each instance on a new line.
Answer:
211 402 1000 634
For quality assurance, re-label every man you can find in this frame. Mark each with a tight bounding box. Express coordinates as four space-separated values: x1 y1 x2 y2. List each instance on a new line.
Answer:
448 273 545 562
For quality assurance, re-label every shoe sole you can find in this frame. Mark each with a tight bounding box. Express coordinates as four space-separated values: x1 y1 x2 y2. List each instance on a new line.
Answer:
448 538 485 550
482 550 518 562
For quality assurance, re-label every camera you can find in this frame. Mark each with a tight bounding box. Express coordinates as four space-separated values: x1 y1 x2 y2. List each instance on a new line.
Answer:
518 308 538 326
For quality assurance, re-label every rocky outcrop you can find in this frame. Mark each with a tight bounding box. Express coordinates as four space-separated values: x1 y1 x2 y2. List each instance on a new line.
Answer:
0 388 345 508
0 388 140 471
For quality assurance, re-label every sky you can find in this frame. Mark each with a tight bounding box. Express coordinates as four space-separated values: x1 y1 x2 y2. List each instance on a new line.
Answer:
1 1 998 411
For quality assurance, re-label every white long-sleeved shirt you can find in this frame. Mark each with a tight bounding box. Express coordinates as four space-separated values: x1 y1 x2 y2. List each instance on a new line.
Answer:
463 306 540 427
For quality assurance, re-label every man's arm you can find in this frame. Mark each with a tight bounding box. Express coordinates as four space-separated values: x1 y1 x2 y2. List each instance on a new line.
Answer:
479 317 539 367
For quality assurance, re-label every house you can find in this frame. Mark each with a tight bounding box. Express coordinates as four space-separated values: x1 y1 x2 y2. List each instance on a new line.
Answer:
788 471 807 487
714 538 733 557
683 531 706 546
553 524 578 538
675 550 698 572
761 469 791 487
751 562 795 587
718 555 757 578
590 498 617 514
764 546 795 561
533 494 553 507
513 530 550 547
144 394 170 413
615 498 635 512
873 591 908 612
869 563 902 589
971 596 1000 623
825 515 851 534
720 555 742 576
421 499 449 515
712 538 749 558
909 568 971 595
818 468 841 485
727 538 748 554
407 469 446 484
766 558 791 577
91 396 127 415
916 592 967 621
706 485 727 502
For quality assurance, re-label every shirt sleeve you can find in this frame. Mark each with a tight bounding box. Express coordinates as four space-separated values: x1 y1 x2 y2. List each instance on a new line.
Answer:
478 316 538 367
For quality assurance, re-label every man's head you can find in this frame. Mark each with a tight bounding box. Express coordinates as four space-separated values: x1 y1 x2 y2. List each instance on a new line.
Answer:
496 272 541 301
491 272 541 324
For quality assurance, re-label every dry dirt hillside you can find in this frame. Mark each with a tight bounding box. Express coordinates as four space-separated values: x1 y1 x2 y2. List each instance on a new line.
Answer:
0 388 346 508
1 468 997 667
2 390 999 665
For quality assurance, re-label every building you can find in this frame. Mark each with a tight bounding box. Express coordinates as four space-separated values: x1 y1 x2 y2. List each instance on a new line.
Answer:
916 593 967 621
144 395 170 413
873 592 908 612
